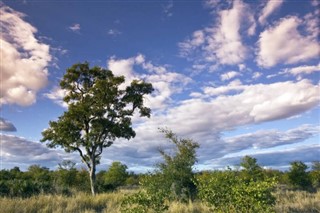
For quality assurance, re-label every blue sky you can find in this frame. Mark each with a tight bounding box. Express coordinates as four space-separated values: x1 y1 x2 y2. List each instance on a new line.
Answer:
0 0 319 172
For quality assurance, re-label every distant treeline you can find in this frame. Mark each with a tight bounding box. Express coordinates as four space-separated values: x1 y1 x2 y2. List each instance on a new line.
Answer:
0 159 319 198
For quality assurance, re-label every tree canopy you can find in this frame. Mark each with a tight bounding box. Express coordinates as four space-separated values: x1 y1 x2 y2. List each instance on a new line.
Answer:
41 62 153 195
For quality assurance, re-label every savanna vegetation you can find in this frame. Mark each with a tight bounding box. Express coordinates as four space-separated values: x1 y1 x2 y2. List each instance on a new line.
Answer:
1 64 319 212
1 132 319 212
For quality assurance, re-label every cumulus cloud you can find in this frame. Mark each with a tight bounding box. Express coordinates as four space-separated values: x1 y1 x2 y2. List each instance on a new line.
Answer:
99 118 320 172
258 0 284 25
43 87 68 108
0 134 64 170
163 0 174 18
32 77 320 172
107 55 192 110
107 29 121 36
224 124 320 152
47 55 192 111
101 79 318 168
284 64 320 77
220 71 241 81
257 16 320 67
179 0 254 68
252 72 262 79
212 144 320 170
179 30 205 58
69 23 80 32
207 0 250 64
0 118 17 132
0 4 51 106
167 80 319 133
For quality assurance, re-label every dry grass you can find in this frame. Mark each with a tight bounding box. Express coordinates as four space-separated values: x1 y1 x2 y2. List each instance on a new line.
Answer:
0 189 319 213
0 192 123 213
274 190 320 213
167 201 211 213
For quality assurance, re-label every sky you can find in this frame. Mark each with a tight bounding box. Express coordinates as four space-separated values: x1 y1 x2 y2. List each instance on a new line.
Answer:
0 0 319 173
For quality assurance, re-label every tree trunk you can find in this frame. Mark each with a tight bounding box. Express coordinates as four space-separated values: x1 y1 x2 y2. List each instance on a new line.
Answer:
89 161 96 196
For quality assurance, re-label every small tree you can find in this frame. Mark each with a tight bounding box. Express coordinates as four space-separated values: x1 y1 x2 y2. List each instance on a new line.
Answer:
54 160 78 194
41 62 153 195
104 161 128 189
121 130 199 213
240 155 263 181
287 161 312 190
156 129 199 201
310 161 320 188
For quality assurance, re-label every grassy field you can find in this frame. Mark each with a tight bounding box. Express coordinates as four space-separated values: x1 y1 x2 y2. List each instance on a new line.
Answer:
0 189 319 213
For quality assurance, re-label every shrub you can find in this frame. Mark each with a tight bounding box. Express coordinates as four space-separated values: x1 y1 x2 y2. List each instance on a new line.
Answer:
195 170 277 213
121 129 199 212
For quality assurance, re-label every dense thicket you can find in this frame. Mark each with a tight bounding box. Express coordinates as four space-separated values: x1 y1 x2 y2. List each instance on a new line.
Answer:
1 160 319 199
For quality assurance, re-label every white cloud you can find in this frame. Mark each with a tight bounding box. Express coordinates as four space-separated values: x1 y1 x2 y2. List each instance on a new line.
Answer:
163 1 174 17
311 0 319 7
252 72 262 79
107 29 121 36
47 55 192 111
197 80 319 125
206 0 250 65
209 144 320 170
258 0 284 25
285 64 320 76
179 0 254 67
203 0 222 9
179 30 205 57
98 79 319 172
224 124 320 151
0 134 63 170
220 71 241 81
257 16 320 67
238 64 246 71
0 118 17 132
0 5 51 106
107 55 192 110
69 23 80 32
107 57 136 84
43 87 68 108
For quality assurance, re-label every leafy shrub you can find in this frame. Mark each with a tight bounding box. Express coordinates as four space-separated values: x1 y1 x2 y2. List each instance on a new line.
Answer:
121 189 169 213
121 129 199 212
195 170 277 213
287 161 312 190
121 174 169 213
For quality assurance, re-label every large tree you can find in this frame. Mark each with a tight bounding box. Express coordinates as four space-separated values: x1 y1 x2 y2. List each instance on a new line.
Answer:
41 63 153 195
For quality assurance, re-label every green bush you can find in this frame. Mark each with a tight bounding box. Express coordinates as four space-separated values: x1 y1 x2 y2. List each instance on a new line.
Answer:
195 170 277 213
121 174 169 213
121 129 199 212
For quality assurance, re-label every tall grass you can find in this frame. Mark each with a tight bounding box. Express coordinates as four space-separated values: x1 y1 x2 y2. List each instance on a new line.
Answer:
0 192 123 213
0 189 319 213
274 190 320 213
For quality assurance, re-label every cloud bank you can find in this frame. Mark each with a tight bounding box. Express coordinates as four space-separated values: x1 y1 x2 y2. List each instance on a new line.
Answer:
0 4 51 106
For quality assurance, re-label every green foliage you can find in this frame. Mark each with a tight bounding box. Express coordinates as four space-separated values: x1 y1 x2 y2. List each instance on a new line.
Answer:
156 129 199 202
121 130 199 212
125 172 140 186
105 162 128 186
310 161 320 189
288 161 312 190
195 170 277 213
121 189 169 213
53 161 78 194
240 155 264 181
41 62 153 195
100 161 129 191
